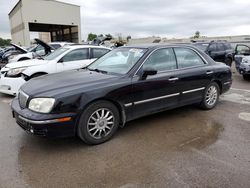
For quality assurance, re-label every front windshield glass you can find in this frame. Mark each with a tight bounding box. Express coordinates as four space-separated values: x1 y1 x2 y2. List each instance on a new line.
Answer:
44 47 69 60
88 47 147 74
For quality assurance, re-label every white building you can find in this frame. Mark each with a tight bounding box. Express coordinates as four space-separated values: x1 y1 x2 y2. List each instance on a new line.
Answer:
9 0 81 46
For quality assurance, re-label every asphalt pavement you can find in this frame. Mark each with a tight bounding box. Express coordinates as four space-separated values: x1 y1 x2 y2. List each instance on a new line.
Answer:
0 71 249 188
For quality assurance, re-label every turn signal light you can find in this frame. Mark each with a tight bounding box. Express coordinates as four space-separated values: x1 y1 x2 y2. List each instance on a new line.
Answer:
56 117 72 122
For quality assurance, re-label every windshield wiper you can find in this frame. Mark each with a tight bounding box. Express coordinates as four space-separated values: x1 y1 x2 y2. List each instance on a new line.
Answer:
88 68 108 74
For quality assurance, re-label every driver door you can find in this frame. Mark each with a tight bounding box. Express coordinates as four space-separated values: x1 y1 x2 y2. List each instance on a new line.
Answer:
57 48 91 72
132 48 181 118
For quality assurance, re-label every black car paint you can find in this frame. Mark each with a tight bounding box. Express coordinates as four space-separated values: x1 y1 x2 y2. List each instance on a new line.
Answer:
193 41 234 64
11 44 232 138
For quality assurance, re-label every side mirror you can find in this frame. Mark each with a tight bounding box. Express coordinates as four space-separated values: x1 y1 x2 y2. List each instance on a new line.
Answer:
140 68 157 80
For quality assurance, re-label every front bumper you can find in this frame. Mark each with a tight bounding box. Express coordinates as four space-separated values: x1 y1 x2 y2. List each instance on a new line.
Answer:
0 74 26 96
11 98 77 138
239 63 250 75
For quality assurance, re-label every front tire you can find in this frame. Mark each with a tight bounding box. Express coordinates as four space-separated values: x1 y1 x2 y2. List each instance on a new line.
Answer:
77 101 120 145
200 82 220 110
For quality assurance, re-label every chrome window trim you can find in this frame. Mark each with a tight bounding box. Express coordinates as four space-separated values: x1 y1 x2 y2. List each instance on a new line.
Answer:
182 87 205 94
134 46 209 77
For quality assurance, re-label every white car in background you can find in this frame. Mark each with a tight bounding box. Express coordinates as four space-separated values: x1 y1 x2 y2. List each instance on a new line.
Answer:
8 40 73 63
0 45 111 95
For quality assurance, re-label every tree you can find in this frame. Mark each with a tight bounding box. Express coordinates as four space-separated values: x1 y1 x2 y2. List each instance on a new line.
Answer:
0 38 11 46
87 33 97 41
194 31 200 39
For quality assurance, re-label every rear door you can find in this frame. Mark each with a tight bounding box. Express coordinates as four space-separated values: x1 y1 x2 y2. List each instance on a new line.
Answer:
173 47 213 104
58 48 90 71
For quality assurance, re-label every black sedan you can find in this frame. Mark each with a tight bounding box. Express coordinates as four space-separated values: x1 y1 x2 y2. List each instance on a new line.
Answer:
11 44 232 145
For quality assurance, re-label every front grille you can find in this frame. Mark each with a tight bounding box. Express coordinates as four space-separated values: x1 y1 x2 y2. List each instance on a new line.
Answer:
19 90 29 108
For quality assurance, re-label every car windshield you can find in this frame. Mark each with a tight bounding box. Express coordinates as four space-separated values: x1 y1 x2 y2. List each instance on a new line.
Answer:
44 47 69 60
193 43 209 51
88 47 147 74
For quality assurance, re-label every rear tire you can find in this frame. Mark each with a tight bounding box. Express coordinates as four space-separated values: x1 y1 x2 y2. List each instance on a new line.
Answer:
77 100 120 145
200 82 220 110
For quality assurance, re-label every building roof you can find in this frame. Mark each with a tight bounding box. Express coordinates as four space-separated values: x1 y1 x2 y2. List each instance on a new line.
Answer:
9 0 80 15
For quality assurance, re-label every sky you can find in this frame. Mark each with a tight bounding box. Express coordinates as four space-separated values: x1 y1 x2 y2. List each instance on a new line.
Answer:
0 0 250 40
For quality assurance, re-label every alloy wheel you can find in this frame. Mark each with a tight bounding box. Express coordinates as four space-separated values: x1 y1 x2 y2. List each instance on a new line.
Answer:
87 108 115 139
205 85 218 106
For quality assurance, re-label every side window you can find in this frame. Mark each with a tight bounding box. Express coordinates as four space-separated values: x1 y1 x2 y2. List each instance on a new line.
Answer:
34 45 45 56
217 43 225 51
174 48 205 69
92 48 110 59
208 44 216 52
236 45 250 55
62 48 89 62
143 48 177 71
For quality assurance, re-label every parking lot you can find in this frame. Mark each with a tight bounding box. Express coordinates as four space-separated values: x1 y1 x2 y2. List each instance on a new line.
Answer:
0 70 249 188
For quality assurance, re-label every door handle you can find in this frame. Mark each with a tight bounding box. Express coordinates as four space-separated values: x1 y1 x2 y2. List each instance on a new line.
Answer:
206 71 214 75
168 77 179 81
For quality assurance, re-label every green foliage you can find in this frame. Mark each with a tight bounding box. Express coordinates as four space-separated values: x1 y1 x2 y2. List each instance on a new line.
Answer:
191 31 201 39
87 33 97 41
0 38 11 46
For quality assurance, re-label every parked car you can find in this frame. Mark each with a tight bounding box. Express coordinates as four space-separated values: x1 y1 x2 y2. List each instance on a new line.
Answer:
193 41 234 66
0 45 111 95
6 39 56 64
11 44 232 145
234 44 250 80
49 42 74 50
0 46 15 63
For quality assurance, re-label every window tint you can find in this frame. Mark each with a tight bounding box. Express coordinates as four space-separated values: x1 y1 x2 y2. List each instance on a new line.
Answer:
92 48 110 59
143 48 177 71
174 48 205 68
62 48 89 62
208 44 216 51
217 43 225 51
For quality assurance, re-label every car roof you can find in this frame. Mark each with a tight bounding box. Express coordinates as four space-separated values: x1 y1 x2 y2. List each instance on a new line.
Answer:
64 45 111 50
124 43 199 50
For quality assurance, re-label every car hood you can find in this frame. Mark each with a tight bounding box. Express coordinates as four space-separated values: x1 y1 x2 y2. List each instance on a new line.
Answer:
4 59 49 69
21 70 120 97
10 43 28 53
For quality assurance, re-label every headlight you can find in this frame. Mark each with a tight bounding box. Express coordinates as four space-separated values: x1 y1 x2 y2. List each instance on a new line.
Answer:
28 98 55 113
7 67 27 76
8 55 15 60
